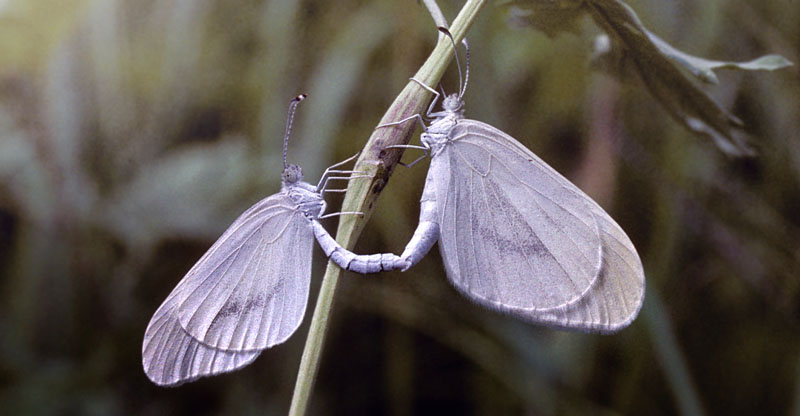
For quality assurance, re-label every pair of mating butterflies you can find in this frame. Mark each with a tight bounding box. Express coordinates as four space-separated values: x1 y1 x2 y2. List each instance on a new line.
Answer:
143 42 645 387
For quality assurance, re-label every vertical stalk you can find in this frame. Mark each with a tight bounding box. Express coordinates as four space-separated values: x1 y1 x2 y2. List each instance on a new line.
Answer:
288 1 486 414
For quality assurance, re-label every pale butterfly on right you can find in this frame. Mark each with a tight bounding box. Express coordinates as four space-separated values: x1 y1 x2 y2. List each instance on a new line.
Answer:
380 28 645 333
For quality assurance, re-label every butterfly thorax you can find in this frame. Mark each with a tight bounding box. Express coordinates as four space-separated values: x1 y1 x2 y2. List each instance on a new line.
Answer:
422 94 464 155
282 164 324 218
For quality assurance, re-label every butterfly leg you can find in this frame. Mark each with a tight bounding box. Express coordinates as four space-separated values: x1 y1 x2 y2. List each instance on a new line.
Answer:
316 152 368 190
315 173 370 217
384 144 430 168
316 170 369 192
318 211 364 219
409 77 442 118
375 77 442 131
375 112 428 131
318 175 372 198
326 151 361 169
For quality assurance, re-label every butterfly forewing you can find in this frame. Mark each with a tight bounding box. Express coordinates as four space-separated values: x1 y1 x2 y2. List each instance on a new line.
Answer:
434 120 604 312
174 192 314 351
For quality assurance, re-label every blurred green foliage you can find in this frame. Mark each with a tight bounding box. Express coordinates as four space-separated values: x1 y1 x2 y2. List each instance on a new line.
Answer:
0 0 798 414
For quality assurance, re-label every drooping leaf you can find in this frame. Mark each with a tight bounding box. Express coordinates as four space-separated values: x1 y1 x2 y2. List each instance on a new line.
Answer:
585 0 765 156
508 0 793 156
646 31 793 85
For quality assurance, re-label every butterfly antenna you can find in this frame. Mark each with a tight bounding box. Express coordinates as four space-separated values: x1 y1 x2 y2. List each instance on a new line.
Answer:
283 93 307 170
437 27 462 99
460 38 470 99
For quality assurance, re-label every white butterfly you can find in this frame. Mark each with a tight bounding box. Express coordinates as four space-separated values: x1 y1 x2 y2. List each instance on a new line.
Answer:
382 32 644 333
142 95 408 386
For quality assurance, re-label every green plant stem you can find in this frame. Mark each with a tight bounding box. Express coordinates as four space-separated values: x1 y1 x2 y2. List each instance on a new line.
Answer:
288 1 486 414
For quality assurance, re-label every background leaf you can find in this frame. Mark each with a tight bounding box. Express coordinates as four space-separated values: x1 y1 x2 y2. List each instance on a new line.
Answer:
511 0 793 156
647 33 793 85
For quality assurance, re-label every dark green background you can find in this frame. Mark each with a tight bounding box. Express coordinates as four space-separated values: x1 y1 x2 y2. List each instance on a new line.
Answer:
1 0 798 414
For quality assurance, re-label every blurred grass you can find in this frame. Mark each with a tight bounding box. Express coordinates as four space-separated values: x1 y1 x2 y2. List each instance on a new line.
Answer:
1 0 799 414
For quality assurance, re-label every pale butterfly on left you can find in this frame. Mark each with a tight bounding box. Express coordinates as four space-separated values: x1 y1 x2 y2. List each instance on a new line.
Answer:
142 94 408 386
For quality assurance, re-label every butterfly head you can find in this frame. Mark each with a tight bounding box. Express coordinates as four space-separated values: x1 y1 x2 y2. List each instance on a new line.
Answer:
441 93 464 115
282 164 304 186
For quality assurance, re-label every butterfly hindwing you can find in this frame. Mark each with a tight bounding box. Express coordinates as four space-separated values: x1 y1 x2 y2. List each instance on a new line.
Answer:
142 284 261 386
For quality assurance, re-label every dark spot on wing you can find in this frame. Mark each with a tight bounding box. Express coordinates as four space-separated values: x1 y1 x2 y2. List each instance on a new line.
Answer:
479 178 550 259
212 281 283 321
478 220 548 258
